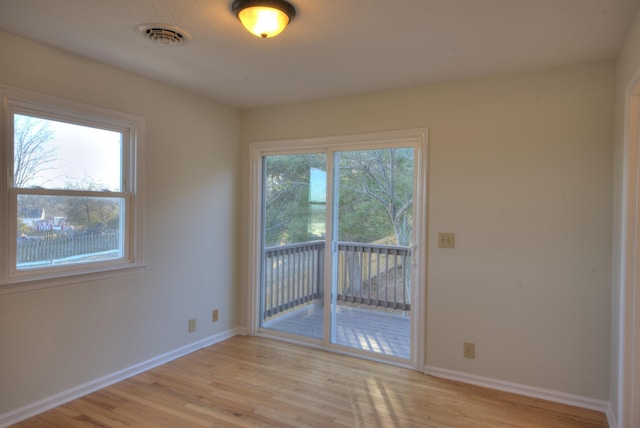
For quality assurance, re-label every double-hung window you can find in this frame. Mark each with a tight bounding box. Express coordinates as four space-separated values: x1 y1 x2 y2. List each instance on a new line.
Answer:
1 85 144 289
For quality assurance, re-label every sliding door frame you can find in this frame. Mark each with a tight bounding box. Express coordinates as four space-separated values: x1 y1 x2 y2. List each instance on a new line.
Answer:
247 128 428 370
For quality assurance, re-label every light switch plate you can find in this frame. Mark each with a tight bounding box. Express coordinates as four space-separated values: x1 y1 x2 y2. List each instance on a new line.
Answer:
439 232 455 248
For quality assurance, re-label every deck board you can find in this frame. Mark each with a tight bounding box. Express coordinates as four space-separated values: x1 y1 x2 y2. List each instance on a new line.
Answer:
262 303 411 359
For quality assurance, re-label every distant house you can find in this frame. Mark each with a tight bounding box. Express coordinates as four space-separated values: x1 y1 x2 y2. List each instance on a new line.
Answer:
18 209 71 232
17 207 44 229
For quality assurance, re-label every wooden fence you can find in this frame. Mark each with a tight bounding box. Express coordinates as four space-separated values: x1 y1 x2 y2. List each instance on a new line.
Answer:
17 233 120 264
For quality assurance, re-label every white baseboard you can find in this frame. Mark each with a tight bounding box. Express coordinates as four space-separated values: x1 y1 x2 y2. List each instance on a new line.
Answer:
606 401 618 428
0 327 243 428
424 366 610 415
235 326 248 336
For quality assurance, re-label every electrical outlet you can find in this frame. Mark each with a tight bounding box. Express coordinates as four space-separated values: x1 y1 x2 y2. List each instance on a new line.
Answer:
464 342 475 359
188 318 196 333
439 232 455 248
212 309 219 322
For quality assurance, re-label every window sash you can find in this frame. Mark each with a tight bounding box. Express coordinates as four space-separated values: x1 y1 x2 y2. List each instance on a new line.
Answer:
8 109 130 192
0 84 144 289
8 188 133 281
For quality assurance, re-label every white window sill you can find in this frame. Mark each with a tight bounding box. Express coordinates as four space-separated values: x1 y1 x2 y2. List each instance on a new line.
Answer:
0 263 147 295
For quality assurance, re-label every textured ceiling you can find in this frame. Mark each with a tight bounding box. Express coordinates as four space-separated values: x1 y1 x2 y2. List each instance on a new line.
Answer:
0 0 638 108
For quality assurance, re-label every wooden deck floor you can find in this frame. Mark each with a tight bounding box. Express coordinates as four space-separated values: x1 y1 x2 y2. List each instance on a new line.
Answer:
14 336 609 427
262 303 411 359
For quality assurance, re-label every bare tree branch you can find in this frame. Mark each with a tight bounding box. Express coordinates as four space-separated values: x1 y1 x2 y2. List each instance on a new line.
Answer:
13 115 58 188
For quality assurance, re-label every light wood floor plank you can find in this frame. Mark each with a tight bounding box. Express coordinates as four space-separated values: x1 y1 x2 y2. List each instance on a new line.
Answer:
12 336 608 427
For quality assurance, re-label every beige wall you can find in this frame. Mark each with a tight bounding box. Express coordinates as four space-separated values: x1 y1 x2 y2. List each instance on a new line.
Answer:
240 62 614 399
0 31 240 414
0 27 617 418
612 7 640 426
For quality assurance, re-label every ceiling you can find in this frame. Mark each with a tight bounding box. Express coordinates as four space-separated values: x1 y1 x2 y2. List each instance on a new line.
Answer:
0 0 638 108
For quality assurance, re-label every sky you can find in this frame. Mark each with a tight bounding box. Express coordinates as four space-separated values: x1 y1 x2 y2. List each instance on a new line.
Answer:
17 114 122 191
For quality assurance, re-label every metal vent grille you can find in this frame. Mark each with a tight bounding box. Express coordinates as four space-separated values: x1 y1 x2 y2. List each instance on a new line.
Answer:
138 24 191 46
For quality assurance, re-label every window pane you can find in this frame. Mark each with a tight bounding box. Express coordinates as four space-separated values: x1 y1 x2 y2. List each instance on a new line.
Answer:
261 153 327 339
263 153 327 246
13 114 122 191
337 148 414 245
17 194 124 269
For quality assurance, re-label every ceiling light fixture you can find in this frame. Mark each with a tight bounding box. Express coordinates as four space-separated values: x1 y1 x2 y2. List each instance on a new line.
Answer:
231 0 296 39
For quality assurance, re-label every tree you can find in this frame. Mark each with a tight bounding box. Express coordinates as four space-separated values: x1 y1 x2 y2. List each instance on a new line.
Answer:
64 177 120 231
263 149 414 247
13 114 57 188
264 153 327 246
338 148 414 246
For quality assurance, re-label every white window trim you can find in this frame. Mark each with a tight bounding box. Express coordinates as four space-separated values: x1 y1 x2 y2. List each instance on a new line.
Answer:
0 84 145 294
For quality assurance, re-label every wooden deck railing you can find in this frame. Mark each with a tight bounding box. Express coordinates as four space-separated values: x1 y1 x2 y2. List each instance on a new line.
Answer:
337 242 411 311
263 241 325 318
263 240 411 320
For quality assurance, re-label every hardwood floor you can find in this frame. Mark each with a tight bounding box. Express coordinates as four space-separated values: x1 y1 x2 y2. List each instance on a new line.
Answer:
14 336 608 427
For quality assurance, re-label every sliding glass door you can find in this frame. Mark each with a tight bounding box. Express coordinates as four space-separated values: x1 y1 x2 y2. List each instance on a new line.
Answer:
259 153 327 340
329 148 414 359
251 130 426 366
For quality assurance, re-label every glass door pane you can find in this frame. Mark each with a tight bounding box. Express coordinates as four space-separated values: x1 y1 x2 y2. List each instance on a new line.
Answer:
330 148 414 359
259 153 327 340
